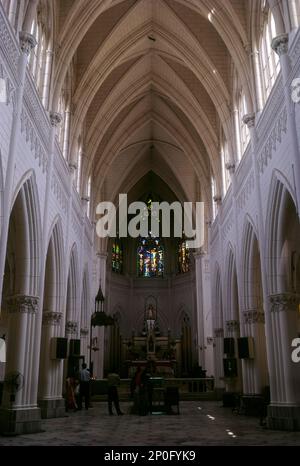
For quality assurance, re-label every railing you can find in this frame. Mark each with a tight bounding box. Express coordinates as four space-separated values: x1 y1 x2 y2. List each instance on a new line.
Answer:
91 377 215 401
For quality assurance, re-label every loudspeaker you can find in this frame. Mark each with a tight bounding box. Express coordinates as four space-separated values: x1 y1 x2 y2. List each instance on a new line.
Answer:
50 337 67 359
69 339 80 356
223 358 238 377
238 337 254 359
223 337 235 356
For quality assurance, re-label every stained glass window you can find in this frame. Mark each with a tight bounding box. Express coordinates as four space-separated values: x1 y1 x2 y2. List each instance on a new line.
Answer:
112 240 123 273
137 237 164 277
178 239 190 273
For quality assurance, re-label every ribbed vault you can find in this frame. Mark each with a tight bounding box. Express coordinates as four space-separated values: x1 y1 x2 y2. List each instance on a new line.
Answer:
52 0 255 226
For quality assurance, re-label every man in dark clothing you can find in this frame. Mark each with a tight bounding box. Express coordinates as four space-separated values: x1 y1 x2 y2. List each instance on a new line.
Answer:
107 373 123 415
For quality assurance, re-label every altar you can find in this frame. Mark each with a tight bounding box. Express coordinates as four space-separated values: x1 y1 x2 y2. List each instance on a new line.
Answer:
123 300 180 378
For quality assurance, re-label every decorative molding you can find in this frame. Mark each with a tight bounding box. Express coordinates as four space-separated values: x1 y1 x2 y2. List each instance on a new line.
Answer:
257 107 287 174
80 327 89 336
65 320 78 335
243 309 265 324
213 194 222 205
19 31 37 55
51 172 69 214
42 311 62 325
50 111 62 127
226 320 239 332
207 337 213 345
221 212 233 241
237 171 255 210
0 12 19 71
71 211 82 240
6 295 39 314
225 162 235 174
214 328 224 338
269 293 300 312
271 33 289 56
20 106 48 172
242 113 255 128
0 62 15 107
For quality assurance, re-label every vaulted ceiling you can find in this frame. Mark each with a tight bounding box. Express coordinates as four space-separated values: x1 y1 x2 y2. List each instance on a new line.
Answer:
52 0 254 214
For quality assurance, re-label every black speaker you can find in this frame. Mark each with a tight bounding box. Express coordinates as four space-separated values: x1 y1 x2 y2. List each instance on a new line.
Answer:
238 337 254 359
69 339 80 356
50 337 67 359
223 337 235 356
223 358 238 377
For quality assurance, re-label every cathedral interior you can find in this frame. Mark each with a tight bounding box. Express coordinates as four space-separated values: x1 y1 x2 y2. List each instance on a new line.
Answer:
0 0 300 445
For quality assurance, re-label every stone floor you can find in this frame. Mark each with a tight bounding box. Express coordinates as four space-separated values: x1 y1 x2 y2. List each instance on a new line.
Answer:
0 401 300 446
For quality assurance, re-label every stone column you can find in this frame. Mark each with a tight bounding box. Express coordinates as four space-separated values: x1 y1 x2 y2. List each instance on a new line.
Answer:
0 295 42 435
242 309 267 394
32 112 63 418
272 34 300 211
0 31 37 302
267 293 300 430
213 328 224 392
38 311 65 418
225 320 241 392
194 252 205 368
80 327 89 363
243 113 276 403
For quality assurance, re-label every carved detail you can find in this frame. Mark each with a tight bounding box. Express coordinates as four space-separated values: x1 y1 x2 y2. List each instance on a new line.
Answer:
19 31 37 55
271 33 289 56
226 320 239 332
257 107 287 174
50 111 62 127
243 309 265 324
269 293 300 312
214 328 224 338
242 113 255 128
80 327 89 336
65 320 78 335
6 295 39 314
42 311 62 325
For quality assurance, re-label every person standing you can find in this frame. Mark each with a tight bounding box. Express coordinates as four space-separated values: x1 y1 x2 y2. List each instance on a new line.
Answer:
78 363 90 410
107 372 123 415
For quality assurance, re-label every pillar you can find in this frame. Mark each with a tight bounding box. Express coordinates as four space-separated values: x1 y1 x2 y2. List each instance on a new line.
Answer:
0 295 42 434
267 293 300 430
0 31 37 304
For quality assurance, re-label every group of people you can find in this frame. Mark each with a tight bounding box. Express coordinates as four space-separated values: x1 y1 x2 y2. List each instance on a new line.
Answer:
65 363 91 411
65 363 156 416
106 364 154 416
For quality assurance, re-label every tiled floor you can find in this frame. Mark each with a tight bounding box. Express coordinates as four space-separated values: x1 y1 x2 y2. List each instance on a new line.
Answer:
0 401 300 446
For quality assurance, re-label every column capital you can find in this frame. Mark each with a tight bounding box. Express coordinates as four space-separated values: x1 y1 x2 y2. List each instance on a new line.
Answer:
42 311 63 325
213 194 222 205
242 113 255 128
68 162 77 172
96 252 108 260
80 327 89 337
271 33 289 56
226 320 239 332
243 309 265 324
65 320 78 335
225 161 236 174
6 294 39 314
49 111 62 127
19 31 37 55
269 292 300 312
214 328 224 338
